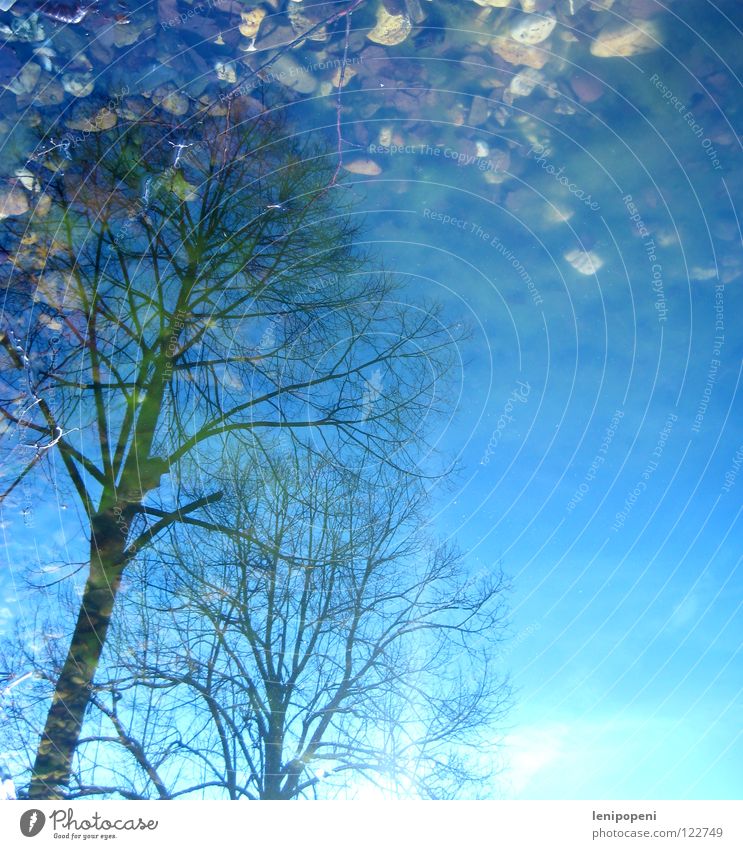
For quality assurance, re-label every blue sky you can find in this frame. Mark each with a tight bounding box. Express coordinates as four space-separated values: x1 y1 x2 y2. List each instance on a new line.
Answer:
346 115 742 796
2 0 742 801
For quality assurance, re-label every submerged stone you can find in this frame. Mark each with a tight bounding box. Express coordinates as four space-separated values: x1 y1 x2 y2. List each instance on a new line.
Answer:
492 35 549 69
378 126 393 147
0 186 30 220
508 67 544 98
14 167 40 193
570 73 604 103
509 12 557 45
367 5 412 46
545 204 574 224
153 85 190 115
0 12 45 42
65 106 118 131
343 158 383 176
239 8 266 38
330 64 357 87
62 72 94 97
469 95 490 126
268 53 317 93
591 20 660 57
113 20 145 48
34 192 52 217
5 61 41 95
215 61 237 84
288 2 329 41
565 249 603 275
0 45 21 87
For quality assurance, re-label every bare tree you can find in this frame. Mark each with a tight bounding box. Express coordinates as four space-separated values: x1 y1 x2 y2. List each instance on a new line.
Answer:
48 447 510 800
0 105 457 798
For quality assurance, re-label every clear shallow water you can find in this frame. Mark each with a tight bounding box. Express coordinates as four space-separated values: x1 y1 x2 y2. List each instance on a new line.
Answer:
1 0 741 800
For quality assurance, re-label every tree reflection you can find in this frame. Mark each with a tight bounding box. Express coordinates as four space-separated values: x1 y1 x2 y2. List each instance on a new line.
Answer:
1 105 458 798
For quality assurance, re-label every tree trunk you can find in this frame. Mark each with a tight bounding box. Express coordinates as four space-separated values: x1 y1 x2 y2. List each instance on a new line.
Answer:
262 720 285 800
28 510 130 799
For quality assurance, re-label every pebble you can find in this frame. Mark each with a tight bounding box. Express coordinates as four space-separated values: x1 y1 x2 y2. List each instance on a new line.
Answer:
251 23 295 52
508 67 544 98
469 95 490 126
690 267 717 281
656 230 677 248
405 0 425 23
34 192 52 217
215 61 237 84
545 204 574 224
33 271 76 310
239 8 266 38
0 45 21 83
153 85 190 115
62 72 94 97
287 3 328 41
24 108 42 127
591 20 660 57
343 158 382 176
65 107 118 132
0 13 45 42
330 64 357 87
509 12 557 45
378 126 393 146
118 95 151 120
113 21 144 48
565 249 604 275
14 167 39 193
0 186 30 220
367 5 412 47
555 101 577 116
492 35 549 69
269 53 317 94
202 94 229 117
32 45 56 73
5 61 41 95
505 186 539 216
570 73 604 103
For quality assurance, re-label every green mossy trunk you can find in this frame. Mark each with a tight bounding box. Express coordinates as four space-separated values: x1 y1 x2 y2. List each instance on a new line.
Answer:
28 509 131 799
